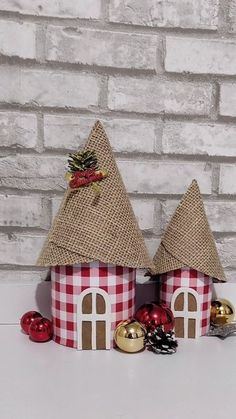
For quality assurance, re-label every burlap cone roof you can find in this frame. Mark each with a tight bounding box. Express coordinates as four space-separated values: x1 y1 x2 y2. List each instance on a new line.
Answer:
37 121 153 270
153 180 226 282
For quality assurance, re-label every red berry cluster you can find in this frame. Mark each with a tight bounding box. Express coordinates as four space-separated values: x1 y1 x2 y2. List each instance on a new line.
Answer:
20 311 53 343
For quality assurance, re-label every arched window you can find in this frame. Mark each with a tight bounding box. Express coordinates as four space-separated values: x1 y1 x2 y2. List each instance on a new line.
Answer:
77 288 111 350
171 287 200 339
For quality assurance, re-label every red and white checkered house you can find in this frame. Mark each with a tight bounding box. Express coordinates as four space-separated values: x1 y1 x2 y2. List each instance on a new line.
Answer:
160 268 213 338
37 121 153 350
153 180 226 339
51 262 136 349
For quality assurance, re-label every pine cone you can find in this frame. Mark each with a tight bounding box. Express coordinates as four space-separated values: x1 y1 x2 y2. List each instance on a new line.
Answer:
145 327 178 354
68 150 98 173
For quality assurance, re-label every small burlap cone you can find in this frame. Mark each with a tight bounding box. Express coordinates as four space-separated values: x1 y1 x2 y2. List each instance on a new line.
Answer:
37 121 154 270
153 180 226 282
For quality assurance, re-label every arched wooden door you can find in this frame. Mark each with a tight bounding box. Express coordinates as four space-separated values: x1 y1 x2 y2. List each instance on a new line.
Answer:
171 288 200 339
77 288 111 350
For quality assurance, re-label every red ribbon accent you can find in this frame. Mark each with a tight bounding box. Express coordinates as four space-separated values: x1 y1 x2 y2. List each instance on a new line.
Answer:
69 169 104 189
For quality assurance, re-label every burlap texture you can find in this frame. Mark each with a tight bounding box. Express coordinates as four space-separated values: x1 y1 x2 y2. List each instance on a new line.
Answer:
153 180 226 282
37 121 154 270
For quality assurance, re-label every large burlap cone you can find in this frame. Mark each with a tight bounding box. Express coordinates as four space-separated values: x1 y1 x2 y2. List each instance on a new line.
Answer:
37 121 154 270
153 180 226 282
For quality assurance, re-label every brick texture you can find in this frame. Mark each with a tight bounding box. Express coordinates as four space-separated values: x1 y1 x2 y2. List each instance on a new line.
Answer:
0 195 49 229
108 77 213 115
117 161 212 194
219 165 236 195
0 112 37 149
165 37 236 75
0 20 36 60
0 155 65 179
0 233 46 265
109 0 219 30
0 67 100 109
219 83 236 117
162 122 236 157
45 27 158 70
229 0 236 32
0 0 102 19
217 238 236 269
0 0 235 282
0 270 44 283
44 115 158 153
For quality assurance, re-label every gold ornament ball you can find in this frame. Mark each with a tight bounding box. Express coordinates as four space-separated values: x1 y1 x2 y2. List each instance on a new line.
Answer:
210 299 235 325
114 319 146 353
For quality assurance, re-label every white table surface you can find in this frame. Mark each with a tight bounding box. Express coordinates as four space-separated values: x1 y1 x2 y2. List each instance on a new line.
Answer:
1 325 235 419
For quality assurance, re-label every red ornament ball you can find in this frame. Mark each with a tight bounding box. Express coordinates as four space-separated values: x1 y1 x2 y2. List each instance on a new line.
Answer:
20 311 42 335
135 303 174 332
29 317 53 342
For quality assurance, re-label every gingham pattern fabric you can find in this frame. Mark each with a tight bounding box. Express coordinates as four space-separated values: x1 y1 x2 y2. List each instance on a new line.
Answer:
160 268 213 336
51 261 136 349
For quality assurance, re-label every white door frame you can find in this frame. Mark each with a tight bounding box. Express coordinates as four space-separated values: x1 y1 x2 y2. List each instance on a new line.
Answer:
171 287 201 339
77 287 111 350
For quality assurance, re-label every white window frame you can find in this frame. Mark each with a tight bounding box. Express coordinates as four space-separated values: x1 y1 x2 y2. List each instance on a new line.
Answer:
77 287 111 350
171 287 201 339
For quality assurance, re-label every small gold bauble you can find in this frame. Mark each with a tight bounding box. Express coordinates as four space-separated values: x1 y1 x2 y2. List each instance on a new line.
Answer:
210 299 235 325
114 319 146 353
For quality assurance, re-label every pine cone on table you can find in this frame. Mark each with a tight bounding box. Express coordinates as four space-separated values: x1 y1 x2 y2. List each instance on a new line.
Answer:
145 326 178 354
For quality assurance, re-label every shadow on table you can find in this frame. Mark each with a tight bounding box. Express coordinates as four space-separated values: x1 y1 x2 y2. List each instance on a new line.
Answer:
35 276 52 319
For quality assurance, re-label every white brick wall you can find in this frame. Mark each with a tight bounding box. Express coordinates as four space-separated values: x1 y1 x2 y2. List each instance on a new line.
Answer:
0 67 100 108
162 122 236 157
0 20 36 60
45 27 158 70
0 0 102 19
108 77 213 115
165 37 236 76
0 112 37 149
109 0 219 29
219 83 236 117
219 165 236 195
0 155 65 179
229 0 236 32
118 161 212 194
217 237 236 269
44 115 158 153
0 0 235 283
102 119 159 153
0 233 46 265
0 195 49 229
0 270 44 283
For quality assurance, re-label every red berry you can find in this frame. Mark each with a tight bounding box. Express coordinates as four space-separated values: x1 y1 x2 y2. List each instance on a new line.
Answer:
20 311 42 335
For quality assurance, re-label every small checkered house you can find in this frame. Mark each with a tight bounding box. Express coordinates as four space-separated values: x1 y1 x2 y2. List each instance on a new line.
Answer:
153 180 226 339
37 121 153 350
